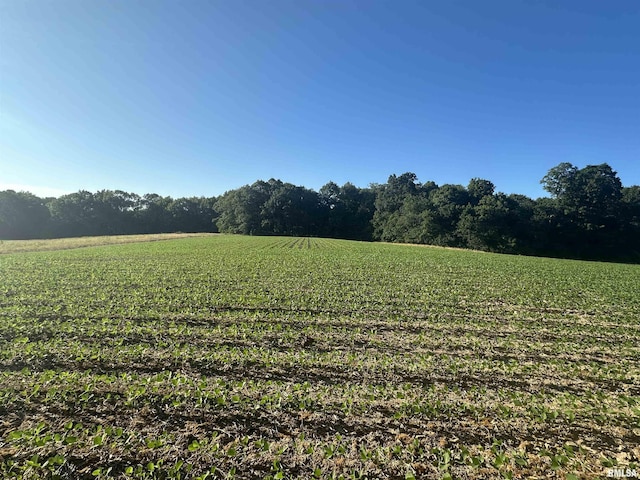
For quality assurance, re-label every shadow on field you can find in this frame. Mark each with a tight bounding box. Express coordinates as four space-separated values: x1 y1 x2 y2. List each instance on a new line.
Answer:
7 307 638 353
3 378 634 459
4 348 637 398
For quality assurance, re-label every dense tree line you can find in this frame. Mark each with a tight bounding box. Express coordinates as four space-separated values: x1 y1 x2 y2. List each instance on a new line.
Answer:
1 163 639 262
214 178 375 240
0 190 217 239
371 164 639 261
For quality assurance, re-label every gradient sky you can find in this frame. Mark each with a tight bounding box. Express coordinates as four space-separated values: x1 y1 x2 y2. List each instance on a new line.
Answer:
1 0 639 199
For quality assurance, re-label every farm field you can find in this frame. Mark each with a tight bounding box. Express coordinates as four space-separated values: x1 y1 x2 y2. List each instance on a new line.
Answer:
0 235 639 479
0 233 214 255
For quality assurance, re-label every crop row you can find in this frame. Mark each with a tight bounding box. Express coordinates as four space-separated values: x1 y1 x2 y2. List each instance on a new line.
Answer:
1 235 638 478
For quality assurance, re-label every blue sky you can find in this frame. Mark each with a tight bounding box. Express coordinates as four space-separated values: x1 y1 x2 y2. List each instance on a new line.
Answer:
1 0 639 199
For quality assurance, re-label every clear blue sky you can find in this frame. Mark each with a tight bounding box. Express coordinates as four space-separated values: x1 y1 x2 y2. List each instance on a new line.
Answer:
1 0 639 199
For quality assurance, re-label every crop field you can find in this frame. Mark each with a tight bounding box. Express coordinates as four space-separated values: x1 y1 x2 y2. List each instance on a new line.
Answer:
0 235 639 479
0 233 213 255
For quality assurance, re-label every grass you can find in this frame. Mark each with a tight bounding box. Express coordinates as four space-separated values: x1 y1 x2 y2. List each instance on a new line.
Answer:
0 234 638 479
0 233 215 255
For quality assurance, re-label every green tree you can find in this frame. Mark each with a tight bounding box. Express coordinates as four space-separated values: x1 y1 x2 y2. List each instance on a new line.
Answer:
372 173 422 241
260 182 320 236
214 180 276 235
320 182 375 240
540 162 578 198
0 190 51 239
622 186 640 227
169 197 218 233
48 191 97 237
92 190 140 235
572 164 623 231
619 186 640 259
426 184 470 246
541 163 622 229
539 162 627 258
467 178 495 205
136 194 174 233
458 194 519 252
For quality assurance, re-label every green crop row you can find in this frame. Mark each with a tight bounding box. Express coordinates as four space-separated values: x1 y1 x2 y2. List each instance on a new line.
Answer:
1 235 638 478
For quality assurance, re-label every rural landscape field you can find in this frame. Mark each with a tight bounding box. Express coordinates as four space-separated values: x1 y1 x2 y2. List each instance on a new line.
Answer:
1 234 638 479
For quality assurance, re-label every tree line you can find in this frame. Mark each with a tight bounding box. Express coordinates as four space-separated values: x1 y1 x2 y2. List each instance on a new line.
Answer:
1 162 639 262
0 191 217 239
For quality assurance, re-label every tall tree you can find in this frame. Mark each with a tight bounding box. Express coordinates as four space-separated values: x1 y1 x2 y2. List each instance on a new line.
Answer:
215 180 277 235
572 164 623 231
622 186 640 227
260 183 320 236
540 162 579 198
426 184 470 246
0 190 51 239
320 182 375 240
169 197 218 233
458 194 519 252
48 191 98 237
92 190 139 235
372 173 422 241
136 194 174 233
541 163 622 228
467 178 495 205
540 163 625 257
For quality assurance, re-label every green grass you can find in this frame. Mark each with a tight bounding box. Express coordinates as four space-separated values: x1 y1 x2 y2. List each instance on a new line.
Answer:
1 235 638 479
0 233 214 254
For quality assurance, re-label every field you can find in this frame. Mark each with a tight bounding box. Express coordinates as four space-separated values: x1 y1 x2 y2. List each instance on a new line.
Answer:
0 233 214 255
1 235 638 479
